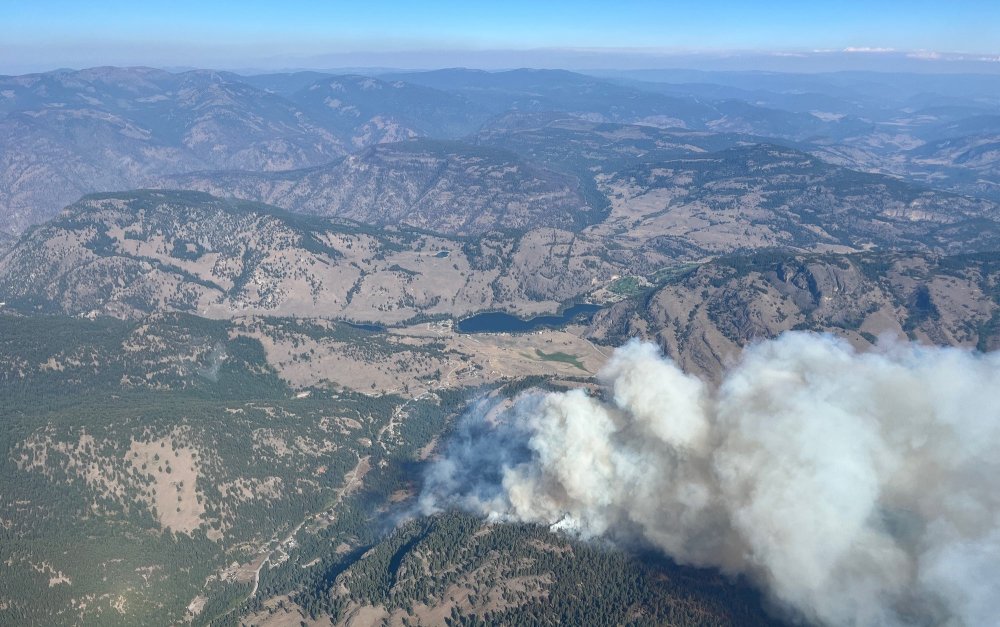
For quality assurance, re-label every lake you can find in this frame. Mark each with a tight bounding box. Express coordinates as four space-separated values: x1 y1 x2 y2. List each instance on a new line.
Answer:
456 303 603 333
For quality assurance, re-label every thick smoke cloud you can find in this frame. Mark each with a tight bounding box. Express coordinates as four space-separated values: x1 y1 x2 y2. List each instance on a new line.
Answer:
419 333 1000 627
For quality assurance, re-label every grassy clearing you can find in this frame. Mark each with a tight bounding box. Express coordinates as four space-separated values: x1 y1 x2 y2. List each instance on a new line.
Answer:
608 276 644 296
650 263 701 285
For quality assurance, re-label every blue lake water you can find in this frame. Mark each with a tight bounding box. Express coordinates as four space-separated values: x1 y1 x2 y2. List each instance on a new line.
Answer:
456 303 603 334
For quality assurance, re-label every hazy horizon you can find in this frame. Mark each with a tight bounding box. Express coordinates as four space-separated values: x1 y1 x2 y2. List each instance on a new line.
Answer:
6 53 1000 78
3 0 999 75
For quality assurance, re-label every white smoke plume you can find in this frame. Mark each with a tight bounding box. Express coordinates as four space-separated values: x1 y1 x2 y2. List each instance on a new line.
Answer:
419 333 1000 627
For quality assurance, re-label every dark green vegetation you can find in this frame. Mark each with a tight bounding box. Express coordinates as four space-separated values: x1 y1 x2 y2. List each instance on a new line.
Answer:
534 349 587 371
0 312 782 626
0 313 464 625
609 275 646 297
0 312 276 396
296 511 778 626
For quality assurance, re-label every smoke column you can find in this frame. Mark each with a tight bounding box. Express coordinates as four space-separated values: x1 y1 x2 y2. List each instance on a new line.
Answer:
419 333 1000 627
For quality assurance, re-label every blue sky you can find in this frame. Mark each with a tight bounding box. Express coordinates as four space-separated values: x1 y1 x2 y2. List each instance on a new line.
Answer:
2 1 999 73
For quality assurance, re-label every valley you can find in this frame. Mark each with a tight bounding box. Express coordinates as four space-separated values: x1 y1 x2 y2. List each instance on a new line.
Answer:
1 63 998 626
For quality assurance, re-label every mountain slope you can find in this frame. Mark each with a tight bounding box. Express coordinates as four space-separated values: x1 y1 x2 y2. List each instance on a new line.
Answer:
388 68 875 141
163 139 597 235
593 143 1000 256
0 310 470 625
587 250 1000 379
0 67 347 232
0 68 493 233
0 190 625 321
289 74 491 145
274 511 778 626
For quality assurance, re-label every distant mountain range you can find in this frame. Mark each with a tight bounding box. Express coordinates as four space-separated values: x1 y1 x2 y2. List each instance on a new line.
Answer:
6 66 998 234
160 139 595 235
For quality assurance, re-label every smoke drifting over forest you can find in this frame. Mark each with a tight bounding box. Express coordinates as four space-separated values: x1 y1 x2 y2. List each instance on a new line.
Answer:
420 333 1000 627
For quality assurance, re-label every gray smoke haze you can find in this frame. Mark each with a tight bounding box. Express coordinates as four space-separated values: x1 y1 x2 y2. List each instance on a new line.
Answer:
194 342 228 382
419 333 1000 627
